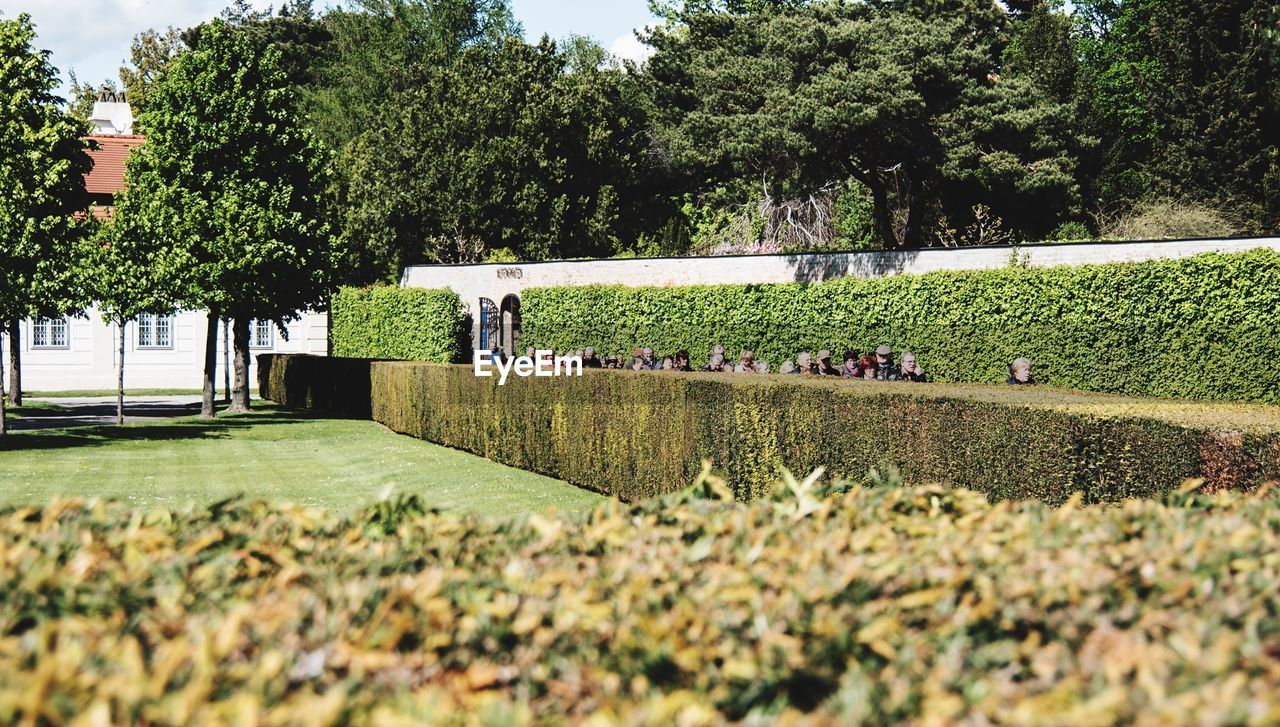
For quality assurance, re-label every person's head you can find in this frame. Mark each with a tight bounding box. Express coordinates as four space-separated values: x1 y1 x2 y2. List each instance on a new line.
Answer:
674 349 690 368
739 350 755 367
661 356 674 370
585 346 595 359
843 351 858 370
796 352 812 370
875 344 893 365
859 355 877 379
642 346 655 362
574 348 585 359
525 345 536 358
780 360 796 374
901 351 917 373
816 350 832 369
631 356 646 371
709 353 725 371
1011 357 1033 382
712 344 725 358
754 360 769 374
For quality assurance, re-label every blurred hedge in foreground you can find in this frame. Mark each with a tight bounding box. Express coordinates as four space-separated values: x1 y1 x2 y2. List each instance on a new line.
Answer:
522 248 1280 404
3 479 1280 724
331 285 466 362
367 364 1280 504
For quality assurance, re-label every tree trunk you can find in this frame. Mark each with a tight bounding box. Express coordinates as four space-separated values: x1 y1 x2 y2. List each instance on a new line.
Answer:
116 318 126 426
901 175 928 249
230 315 251 412
222 318 231 403
0 333 8 436
7 319 20 407
201 308 219 418
867 175 899 249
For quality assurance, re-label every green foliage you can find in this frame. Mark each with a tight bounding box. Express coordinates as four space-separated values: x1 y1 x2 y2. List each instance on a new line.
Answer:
523 248 1280 404
6 484 1280 721
0 13 93 323
330 286 465 362
831 179 876 250
1046 219 1091 242
1101 198 1247 241
120 19 334 323
355 362 1280 504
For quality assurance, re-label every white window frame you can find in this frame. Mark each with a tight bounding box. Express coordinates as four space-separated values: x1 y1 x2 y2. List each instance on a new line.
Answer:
31 317 70 350
249 319 274 349
136 313 174 349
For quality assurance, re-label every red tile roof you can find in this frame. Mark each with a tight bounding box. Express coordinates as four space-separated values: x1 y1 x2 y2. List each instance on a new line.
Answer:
84 135 146 196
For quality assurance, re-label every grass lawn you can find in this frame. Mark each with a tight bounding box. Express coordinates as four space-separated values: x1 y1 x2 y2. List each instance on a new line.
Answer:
0 407 603 516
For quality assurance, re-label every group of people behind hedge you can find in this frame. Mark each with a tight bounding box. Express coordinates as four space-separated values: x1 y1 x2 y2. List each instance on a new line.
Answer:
529 344 1038 385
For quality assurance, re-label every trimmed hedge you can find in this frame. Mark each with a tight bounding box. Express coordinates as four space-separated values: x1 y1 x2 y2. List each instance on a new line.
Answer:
257 354 377 417
368 363 1280 504
521 248 1280 404
7 485 1280 723
330 285 466 362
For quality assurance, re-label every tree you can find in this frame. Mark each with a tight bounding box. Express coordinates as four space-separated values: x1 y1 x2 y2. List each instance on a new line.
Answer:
0 13 91 434
118 27 186 120
81 211 186 425
644 3 1080 247
123 19 333 416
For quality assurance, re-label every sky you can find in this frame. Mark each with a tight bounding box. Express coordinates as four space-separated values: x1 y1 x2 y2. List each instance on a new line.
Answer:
0 0 659 100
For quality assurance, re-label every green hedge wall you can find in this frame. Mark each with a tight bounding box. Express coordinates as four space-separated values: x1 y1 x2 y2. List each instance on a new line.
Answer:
257 354 377 417
368 364 1280 504
330 286 466 362
521 248 1280 404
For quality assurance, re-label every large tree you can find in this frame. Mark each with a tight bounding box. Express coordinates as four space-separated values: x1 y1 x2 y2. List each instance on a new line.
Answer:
0 14 91 433
644 2 1080 247
124 19 333 416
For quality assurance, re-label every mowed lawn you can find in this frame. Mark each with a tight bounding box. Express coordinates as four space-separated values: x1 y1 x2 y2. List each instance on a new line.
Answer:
0 407 603 515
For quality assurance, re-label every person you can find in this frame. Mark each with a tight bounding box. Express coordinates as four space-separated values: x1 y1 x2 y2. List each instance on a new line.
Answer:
701 353 727 372
734 350 756 373
525 345 536 359
583 346 601 368
873 345 900 381
661 356 674 370
754 360 770 374
673 350 692 372
814 350 841 376
780 360 796 374
792 352 815 375
641 346 658 370
859 355 878 380
841 351 860 378
574 348 586 363
710 344 726 362
630 356 647 372
899 350 927 383
1007 358 1036 385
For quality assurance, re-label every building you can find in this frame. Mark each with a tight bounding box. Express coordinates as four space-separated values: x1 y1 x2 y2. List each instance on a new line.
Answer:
401 236 1280 355
4 91 328 393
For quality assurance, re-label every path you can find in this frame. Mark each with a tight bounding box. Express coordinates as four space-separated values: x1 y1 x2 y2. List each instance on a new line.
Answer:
8 396 207 431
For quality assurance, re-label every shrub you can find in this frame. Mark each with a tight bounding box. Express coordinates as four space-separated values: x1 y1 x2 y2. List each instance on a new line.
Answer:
330 285 465 362
4 483 1279 723
257 354 377 417
1101 198 1247 240
367 364 1280 504
522 248 1280 404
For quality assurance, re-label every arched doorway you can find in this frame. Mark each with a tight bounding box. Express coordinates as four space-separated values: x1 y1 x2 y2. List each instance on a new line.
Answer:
500 294 521 355
478 297 500 352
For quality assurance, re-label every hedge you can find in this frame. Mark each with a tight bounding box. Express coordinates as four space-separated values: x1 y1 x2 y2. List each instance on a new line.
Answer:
330 285 466 362
256 354 377 417
7 483 1280 723
366 363 1280 504
521 248 1280 404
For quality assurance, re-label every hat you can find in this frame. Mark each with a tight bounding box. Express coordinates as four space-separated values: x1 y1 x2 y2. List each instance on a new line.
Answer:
816 349 831 361
875 345 892 356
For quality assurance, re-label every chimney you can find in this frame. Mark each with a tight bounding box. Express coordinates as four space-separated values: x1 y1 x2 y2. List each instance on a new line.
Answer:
89 85 133 135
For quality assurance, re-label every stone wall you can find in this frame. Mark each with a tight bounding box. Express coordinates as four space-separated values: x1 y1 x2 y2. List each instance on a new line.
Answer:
400 236 1280 352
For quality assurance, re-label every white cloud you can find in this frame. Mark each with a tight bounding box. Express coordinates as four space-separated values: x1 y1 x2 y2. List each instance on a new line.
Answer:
0 0 275 96
608 31 653 66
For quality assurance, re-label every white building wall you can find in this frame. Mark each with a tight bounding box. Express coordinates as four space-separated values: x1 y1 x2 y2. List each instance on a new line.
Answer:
401 236 1280 351
4 308 328 392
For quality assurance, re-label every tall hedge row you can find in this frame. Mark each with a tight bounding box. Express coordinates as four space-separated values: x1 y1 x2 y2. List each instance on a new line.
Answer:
330 286 465 362
521 248 1280 404
257 354 377 417
366 364 1280 504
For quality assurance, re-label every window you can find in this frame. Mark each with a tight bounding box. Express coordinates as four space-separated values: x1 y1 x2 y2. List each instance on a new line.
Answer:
137 314 173 348
31 317 69 349
250 319 273 349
